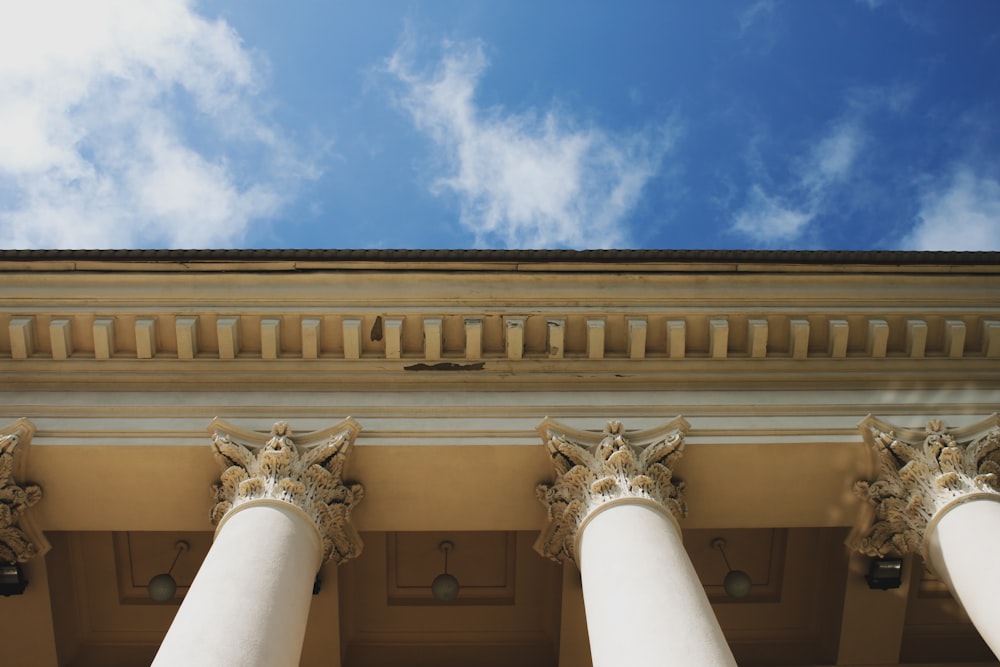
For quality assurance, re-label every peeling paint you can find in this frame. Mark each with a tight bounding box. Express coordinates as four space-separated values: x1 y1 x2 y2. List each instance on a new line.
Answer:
403 362 486 372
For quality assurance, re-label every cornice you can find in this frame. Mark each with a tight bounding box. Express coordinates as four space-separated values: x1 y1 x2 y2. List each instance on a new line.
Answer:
3 269 1000 303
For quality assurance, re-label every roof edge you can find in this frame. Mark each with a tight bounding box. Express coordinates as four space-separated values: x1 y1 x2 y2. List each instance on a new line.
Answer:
0 248 998 266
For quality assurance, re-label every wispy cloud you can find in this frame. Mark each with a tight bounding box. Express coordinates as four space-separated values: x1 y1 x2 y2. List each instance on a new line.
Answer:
731 185 811 242
0 0 313 249
802 119 865 193
729 117 865 246
383 38 674 249
726 80 922 247
901 168 1000 250
738 0 777 36
736 0 782 55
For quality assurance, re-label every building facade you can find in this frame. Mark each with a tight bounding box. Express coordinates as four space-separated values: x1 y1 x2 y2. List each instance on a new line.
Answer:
0 249 998 666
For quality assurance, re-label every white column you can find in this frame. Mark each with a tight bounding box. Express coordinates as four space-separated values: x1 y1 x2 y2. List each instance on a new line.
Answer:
536 419 738 667
153 502 320 666
153 419 364 667
854 416 1000 660
924 497 1000 657
579 502 736 666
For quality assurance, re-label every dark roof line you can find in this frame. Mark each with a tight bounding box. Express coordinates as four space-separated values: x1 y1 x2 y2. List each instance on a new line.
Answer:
0 248 998 265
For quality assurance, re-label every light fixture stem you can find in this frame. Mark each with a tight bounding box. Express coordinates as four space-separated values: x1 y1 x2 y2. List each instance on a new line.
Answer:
712 539 733 572
166 540 190 576
439 540 454 575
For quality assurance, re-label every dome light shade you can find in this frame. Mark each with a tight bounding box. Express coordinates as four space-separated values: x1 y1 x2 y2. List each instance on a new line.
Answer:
148 573 178 602
431 572 460 601
147 540 189 602
723 569 752 598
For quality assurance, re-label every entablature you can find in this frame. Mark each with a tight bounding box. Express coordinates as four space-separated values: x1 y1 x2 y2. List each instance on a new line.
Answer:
3 257 998 388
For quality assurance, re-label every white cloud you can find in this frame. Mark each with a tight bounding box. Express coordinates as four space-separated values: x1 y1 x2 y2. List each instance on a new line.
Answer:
901 168 1000 251
730 118 864 245
0 0 308 249
731 185 812 242
384 39 673 249
801 119 865 197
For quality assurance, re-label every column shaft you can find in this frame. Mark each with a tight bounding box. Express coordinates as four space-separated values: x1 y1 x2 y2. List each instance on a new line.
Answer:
152 502 321 667
578 502 737 667
924 498 1000 658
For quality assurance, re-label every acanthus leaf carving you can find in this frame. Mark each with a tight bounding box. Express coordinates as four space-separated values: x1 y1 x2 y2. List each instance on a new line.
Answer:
534 417 689 565
210 418 364 565
0 419 48 564
852 414 1000 559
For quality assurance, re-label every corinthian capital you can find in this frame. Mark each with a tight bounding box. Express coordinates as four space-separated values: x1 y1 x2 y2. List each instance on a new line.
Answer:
0 419 48 563
853 415 1000 559
210 418 364 565
535 417 689 565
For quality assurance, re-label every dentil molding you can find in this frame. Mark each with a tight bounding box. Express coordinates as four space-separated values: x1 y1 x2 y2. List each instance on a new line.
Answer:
535 417 689 565
0 419 49 563
853 414 1000 559
210 418 365 565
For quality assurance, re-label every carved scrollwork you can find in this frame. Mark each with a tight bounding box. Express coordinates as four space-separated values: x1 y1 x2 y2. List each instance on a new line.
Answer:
210 418 364 565
853 415 1000 559
535 417 689 565
0 419 46 564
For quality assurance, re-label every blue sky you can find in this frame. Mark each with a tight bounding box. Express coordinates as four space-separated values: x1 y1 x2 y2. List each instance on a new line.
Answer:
1 1 999 250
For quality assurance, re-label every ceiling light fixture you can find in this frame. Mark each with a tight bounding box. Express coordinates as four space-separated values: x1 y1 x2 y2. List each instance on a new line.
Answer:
0 562 28 597
431 540 460 602
865 557 903 590
147 540 190 602
711 537 752 599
